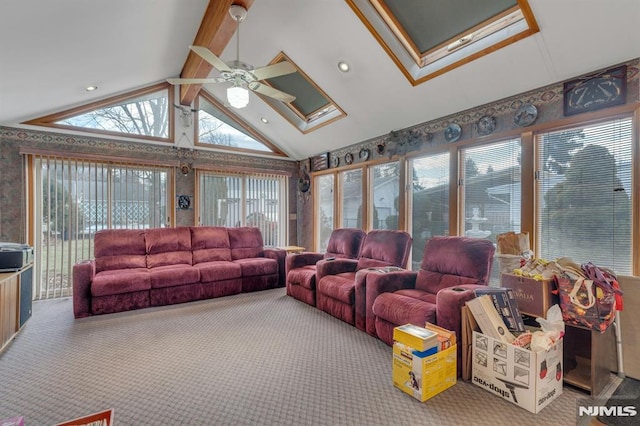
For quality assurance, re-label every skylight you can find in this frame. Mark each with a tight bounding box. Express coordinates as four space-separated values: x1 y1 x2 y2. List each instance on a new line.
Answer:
347 0 539 85
256 52 346 134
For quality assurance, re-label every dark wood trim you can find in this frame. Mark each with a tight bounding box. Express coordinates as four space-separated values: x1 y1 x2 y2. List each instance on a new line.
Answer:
178 0 254 106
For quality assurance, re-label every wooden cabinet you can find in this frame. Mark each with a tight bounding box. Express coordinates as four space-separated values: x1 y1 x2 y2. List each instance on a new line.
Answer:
563 323 615 395
0 265 33 353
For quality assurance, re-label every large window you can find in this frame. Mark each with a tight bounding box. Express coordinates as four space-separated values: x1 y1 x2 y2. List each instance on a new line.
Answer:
371 161 400 230
27 84 173 142
315 174 335 251
197 171 287 247
340 169 363 228
409 152 450 269
32 155 170 299
536 118 633 274
460 139 522 241
196 92 285 156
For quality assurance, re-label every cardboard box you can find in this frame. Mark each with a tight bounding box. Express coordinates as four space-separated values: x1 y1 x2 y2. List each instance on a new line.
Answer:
501 273 558 318
471 331 563 413
393 342 457 402
393 323 439 352
461 305 479 381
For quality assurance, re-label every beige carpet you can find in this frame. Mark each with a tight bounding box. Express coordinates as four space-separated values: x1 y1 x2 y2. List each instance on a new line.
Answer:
0 288 611 425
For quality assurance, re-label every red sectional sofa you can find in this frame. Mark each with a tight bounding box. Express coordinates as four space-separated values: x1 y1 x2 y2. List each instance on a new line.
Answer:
72 226 286 318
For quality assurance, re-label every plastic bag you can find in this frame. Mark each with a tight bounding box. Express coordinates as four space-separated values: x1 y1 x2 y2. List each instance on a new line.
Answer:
531 305 564 352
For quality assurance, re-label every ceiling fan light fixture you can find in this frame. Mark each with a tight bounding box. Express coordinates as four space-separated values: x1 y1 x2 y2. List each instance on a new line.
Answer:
227 84 249 109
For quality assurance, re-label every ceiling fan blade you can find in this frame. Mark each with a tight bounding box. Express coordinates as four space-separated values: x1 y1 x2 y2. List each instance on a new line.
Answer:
251 61 296 80
189 45 233 73
167 77 227 85
249 82 296 103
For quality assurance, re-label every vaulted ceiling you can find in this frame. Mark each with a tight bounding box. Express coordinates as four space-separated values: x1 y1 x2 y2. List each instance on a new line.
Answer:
1 0 639 160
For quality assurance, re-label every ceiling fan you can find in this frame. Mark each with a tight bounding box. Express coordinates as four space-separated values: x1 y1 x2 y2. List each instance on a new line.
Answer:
167 5 296 109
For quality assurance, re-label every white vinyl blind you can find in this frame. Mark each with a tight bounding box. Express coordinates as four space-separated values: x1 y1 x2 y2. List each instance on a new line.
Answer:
460 139 522 239
370 161 400 230
315 174 334 251
536 117 633 274
340 169 363 228
409 151 450 270
197 171 287 247
32 155 170 299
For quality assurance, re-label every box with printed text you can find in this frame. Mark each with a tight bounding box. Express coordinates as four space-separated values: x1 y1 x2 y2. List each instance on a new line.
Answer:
471 330 563 413
500 273 558 318
392 342 457 402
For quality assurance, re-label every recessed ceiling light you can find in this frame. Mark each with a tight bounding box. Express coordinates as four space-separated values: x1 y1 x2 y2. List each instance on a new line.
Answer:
337 61 350 73
260 117 269 124
85 85 98 91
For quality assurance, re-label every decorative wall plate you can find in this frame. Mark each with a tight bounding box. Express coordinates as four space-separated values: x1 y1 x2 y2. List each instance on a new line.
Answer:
444 123 461 142
177 195 191 210
345 152 354 165
514 103 538 127
563 64 627 116
331 155 340 168
359 148 370 161
477 115 496 136
298 172 310 193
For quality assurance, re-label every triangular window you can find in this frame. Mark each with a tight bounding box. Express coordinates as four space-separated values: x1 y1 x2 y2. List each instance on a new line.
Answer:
26 83 172 141
196 91 285 156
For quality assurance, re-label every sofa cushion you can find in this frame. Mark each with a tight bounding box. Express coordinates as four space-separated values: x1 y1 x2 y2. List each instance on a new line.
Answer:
356 230 411 271
92 268 151 297
372 292 437 326
287 265 317 290
149 264 200 289
94 229 147 273
191 226 232 263
196 261 242 283
228 227 264 260
325 228 366 259
317 272 357 303
234 257 277 277
414 269 480 293
146 227 193 268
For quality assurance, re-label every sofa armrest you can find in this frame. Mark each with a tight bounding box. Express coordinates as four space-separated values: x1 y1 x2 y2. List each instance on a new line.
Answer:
285 252 324 275
435 284 487 345
315 258 358 282
73 260 95 318
362 270 417 335
264 248 287 287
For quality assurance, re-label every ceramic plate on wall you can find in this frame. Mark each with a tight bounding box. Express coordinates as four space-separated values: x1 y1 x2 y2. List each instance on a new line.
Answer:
514 103 538 127
444 123 461 142
477 116 496 136
345 152 354 165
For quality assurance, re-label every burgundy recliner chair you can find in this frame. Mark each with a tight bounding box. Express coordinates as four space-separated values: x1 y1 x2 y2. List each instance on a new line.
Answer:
368 236 495 372
285 228 366 307
315 229 412 325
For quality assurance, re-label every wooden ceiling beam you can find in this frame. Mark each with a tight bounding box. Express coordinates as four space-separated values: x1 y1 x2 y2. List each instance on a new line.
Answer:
178 0 254 106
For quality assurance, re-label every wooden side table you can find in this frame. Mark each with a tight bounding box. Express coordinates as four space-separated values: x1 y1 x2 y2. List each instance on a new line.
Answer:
563 323 615 395
280 246 305 254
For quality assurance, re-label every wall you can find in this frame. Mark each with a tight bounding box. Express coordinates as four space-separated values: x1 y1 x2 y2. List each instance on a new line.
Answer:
296 58 640 251
0 127 298 244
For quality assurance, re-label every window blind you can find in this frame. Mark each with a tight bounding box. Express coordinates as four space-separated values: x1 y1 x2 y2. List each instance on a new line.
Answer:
536 117 633 274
